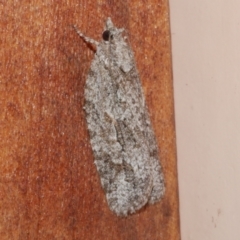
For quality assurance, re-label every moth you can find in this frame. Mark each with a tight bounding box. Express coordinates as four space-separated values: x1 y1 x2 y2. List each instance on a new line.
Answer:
74 18 165 216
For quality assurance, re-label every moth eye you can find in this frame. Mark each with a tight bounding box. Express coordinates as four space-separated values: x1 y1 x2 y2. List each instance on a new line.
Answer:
102 30 113 41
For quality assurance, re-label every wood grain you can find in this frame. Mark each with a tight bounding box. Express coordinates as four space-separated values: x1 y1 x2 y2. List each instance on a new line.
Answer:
0 1 180 239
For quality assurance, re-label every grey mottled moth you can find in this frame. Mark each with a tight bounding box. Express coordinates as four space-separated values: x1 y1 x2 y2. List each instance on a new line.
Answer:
74 18 165 216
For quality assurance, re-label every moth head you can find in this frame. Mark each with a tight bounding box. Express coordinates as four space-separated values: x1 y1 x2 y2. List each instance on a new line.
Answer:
102 17 125 42
105 17 114 29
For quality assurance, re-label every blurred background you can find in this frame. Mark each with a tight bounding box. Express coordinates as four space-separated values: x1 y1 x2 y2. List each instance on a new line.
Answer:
170 1 240 239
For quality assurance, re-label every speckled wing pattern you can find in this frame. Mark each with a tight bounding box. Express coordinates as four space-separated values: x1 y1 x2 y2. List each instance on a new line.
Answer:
75 18 165 216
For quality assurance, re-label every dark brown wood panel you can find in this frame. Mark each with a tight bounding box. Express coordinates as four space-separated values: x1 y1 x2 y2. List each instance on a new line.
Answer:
0 1 180 239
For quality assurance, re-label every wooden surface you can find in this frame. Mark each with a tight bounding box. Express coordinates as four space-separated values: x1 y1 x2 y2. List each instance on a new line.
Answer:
0 1 180 239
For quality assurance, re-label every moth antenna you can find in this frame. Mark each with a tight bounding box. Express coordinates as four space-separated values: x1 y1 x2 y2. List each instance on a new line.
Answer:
73 25 99 47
